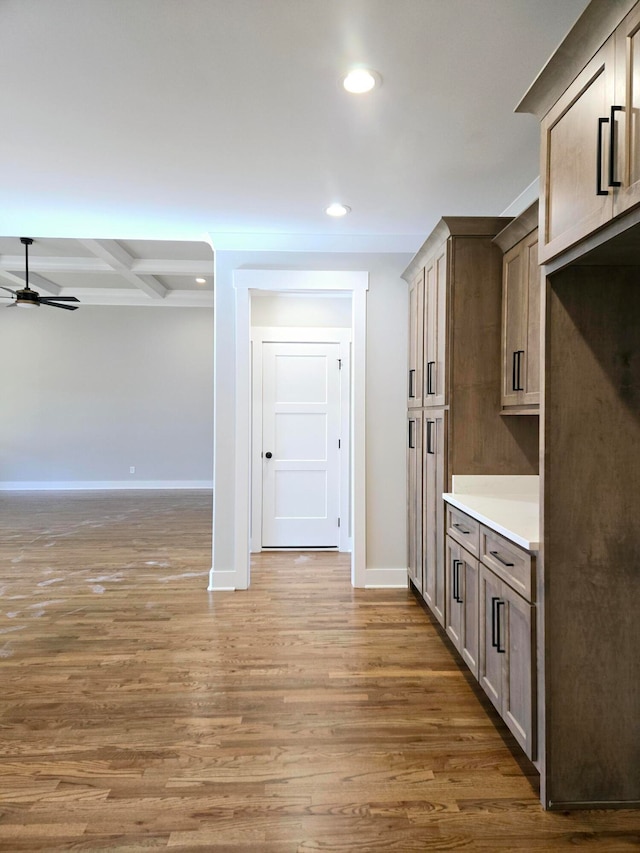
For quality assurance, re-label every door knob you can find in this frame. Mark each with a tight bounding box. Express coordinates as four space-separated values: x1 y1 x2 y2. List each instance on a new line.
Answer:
265 451 272 459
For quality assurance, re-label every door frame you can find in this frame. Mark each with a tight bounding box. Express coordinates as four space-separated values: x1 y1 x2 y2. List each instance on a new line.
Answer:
232 269 368 589
251 327 352 554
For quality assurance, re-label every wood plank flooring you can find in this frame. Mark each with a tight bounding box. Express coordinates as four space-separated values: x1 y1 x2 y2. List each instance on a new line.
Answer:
0 491 638 851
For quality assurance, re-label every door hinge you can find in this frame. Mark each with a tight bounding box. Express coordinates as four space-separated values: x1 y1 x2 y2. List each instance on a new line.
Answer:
338 517 341 528
338 358 342 370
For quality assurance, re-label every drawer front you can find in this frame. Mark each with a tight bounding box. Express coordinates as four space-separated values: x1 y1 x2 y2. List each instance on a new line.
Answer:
480 526 533 602
446 505 480 558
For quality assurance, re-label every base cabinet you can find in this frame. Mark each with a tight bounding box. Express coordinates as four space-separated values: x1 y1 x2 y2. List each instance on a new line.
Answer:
479 563 536 760
445 536 479 677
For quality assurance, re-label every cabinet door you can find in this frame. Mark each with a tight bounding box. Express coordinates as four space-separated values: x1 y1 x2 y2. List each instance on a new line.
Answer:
501 242 526 409
502 582 536 759
407 416 422 591
460 551 480 678
540 37 615 263
424 242 447 408
614 4 640 217
423 410 447 626
522 232 540 407
478 565 504 713
445 537 463 651
408 269 424 408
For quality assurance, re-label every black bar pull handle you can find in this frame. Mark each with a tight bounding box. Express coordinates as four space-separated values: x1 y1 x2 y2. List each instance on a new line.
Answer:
408 419 415 449
609 105 623 188
426 361 435 395
597 116 609 196
452 522 470 535
496 600 506 654
409 368 415 398
491 596 499 648
455 560 463 604
426 419 434 455
490 549 514 568
452 559 459 603
512 351 518 392
516 350 525 391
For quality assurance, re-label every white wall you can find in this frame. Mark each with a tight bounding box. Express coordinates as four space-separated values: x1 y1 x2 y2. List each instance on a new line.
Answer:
251 292 352 327
0 305 213 486
212 251 410 580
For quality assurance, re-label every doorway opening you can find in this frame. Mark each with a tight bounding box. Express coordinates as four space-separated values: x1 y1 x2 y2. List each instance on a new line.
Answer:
212 269 368 591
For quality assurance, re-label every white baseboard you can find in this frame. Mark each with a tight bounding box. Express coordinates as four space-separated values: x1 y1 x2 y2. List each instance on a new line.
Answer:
363 567 408 588
208 567 239 591
0 480 213 491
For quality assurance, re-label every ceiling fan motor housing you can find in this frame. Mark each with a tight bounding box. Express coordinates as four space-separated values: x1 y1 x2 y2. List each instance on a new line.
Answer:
16 288 40 307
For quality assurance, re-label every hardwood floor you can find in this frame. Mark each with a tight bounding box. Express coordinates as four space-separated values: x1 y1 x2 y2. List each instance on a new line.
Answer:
0 491 638 851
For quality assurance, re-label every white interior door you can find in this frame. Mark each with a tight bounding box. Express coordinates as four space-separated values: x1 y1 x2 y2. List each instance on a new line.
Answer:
262 341 341 548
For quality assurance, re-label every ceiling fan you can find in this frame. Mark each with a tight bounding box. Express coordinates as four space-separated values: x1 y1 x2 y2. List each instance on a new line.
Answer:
0 237 80 311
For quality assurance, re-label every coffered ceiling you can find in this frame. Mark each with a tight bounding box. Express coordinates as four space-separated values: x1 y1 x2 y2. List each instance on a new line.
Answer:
0 237 213 306
0 0 589 303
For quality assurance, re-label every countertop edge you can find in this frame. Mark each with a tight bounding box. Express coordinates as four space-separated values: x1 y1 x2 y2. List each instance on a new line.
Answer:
443 493 539 553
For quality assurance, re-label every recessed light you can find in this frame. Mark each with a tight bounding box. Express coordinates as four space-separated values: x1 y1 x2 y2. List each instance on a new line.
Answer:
325 203 351 217
343 68 381 94
195 277 206 284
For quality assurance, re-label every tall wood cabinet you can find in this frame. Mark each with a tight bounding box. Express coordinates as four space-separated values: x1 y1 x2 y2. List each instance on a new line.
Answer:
517 0 640 809
404 218 539 627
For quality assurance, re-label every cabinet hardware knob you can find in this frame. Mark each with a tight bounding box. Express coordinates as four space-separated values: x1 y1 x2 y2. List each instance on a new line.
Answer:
265 451 273 459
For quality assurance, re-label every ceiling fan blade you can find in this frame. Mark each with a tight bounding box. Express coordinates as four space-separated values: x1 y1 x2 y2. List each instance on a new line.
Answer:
39 296 80 303
0 285 17 294
42 301 79 311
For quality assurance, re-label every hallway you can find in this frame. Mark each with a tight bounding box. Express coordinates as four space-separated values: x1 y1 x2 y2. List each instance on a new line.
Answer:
0 491 637 850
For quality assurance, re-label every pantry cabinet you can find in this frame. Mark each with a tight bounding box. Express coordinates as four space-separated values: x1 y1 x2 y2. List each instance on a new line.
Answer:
403 218 538 628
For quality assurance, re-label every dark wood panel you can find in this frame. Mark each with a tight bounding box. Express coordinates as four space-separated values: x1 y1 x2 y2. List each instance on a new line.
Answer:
544 267 640 806
449 236 539 475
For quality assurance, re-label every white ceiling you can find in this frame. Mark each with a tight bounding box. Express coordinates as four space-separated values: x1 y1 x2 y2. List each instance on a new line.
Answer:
0 0 588 302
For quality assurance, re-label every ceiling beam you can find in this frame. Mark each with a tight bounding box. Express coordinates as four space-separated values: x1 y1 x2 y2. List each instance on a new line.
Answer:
78 239 167 300
0 269 61 296
0 255 212 277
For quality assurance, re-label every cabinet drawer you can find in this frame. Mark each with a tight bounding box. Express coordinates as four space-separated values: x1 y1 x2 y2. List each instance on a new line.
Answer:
480 526 533 602
446 505 480 557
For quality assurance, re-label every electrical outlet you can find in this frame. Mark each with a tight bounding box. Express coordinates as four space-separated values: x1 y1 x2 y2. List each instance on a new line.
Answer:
129 466 135 474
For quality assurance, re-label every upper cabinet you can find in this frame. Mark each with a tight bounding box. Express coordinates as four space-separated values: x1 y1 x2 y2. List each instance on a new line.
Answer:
407 268 424 408
539 37 615 262
423 242 448 407
517 1 640 263
613 3 640 218
494 204 540 414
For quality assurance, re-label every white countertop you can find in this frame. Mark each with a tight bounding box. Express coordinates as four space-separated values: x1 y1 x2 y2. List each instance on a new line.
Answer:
443 475 540 552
